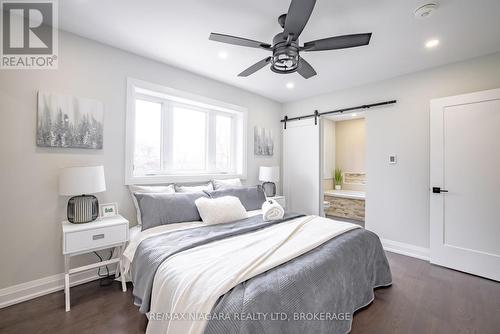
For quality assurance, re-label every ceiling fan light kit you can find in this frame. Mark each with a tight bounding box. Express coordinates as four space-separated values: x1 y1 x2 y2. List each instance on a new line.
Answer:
209 0 372 79
271 42 299 74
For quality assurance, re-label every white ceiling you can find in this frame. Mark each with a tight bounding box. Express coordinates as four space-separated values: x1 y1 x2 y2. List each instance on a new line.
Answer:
59 0 500 103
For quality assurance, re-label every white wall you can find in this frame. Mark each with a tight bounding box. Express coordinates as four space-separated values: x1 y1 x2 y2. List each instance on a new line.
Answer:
322 119 335 179
0 31 282 289
284 52 500 249
335 118 365 174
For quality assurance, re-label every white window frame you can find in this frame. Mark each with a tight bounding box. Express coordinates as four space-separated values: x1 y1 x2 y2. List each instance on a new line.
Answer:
125 78 247 185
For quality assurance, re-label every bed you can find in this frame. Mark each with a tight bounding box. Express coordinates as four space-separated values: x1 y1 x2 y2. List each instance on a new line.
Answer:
122 188 392 334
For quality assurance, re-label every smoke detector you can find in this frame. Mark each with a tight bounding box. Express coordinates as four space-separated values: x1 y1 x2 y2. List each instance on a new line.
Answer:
414 3 439 19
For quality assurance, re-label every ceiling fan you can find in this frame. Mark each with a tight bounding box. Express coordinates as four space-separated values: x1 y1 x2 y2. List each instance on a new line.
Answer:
209 0 372 79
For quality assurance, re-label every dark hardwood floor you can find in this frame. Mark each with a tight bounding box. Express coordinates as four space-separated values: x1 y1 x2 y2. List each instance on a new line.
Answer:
0 252 498 334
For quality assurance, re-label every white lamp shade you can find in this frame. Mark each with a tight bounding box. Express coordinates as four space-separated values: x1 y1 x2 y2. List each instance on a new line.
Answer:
59 166 106 196
259 166 280 183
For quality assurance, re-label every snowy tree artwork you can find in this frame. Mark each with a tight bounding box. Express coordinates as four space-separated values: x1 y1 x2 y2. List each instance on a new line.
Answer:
36 92 104 149
254 126 274 156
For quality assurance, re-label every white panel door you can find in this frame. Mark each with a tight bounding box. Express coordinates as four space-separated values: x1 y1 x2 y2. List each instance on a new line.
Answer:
430 88 500 281
283 118 321 215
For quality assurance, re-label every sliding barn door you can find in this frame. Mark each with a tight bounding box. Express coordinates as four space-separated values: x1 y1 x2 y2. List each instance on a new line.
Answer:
283 118 321 215
430 88 500 281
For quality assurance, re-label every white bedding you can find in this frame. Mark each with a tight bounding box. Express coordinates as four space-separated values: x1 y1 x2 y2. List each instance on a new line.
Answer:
146 215 360 334
122 209 263 275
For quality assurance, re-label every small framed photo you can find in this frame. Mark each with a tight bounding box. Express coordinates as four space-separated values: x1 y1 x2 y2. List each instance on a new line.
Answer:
100 203 118 218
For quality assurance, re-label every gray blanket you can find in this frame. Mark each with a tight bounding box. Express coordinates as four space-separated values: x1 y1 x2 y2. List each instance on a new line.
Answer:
131 213 304 313
132 214 392 334
205 228 392 334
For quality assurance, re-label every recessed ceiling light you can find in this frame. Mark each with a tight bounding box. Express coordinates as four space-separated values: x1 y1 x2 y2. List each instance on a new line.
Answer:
286 82 295 89
425 39 440 48
218 51 228 59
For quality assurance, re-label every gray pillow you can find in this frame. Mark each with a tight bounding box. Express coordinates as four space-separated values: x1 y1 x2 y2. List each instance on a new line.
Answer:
134 192 208 231
205 186 266 211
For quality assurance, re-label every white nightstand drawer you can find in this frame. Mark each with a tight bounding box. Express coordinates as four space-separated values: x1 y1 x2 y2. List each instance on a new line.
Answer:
64 224 127 254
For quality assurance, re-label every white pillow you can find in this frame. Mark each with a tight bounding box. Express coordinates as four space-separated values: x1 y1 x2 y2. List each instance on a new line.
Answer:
176 182 214 193
212 178 242 190
195 196 247 225
129 184 175 225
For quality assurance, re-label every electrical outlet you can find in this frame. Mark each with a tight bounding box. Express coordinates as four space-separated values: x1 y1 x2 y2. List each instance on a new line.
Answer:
389 155 397 164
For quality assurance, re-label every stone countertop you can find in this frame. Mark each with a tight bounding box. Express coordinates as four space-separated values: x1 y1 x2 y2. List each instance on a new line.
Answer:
324 190 366 200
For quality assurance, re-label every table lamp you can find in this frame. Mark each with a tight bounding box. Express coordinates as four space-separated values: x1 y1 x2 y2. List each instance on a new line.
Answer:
59 166 106 223
259 166 279 197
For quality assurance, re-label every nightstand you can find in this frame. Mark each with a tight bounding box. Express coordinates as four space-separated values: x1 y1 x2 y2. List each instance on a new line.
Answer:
62 215 129 312
267 195 286 209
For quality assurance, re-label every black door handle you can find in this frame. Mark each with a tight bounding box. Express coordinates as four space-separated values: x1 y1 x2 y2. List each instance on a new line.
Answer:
432 187 449 194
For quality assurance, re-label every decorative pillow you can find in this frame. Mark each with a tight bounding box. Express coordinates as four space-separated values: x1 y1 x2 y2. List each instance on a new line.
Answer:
129 184 175 226
212 178 242 190
195 196 247 225
134 192 208 231
175 182 214 193
205 186 266 211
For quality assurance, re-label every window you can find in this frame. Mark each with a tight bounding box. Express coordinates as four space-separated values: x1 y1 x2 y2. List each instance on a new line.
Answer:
133 99 162 175
171 105 207 170
126 79 246 184
215 114 232 171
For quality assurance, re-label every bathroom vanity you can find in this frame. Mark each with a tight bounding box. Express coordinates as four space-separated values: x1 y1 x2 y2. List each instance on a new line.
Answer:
324 190 365 222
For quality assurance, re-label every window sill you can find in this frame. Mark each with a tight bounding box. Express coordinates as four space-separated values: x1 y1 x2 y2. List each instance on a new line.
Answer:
125 173 247 185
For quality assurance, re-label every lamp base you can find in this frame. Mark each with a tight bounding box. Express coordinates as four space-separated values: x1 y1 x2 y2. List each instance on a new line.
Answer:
262 182 276 197
67 195 99 224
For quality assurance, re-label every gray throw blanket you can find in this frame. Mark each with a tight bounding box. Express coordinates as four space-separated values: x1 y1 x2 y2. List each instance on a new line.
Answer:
131 212 304 313
204 228 392 334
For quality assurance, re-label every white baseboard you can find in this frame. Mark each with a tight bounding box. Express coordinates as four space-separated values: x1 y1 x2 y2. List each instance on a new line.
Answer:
381 238 430 261
0 268 115 309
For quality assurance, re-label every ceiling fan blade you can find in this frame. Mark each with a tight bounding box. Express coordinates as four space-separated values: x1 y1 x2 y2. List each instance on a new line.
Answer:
209 33 271 50
302 33 372 51
284 0 316 39
297 57 317 79
238 57 272 77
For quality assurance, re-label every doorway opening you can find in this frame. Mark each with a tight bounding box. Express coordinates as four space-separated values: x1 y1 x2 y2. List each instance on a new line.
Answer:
321 114 366 226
